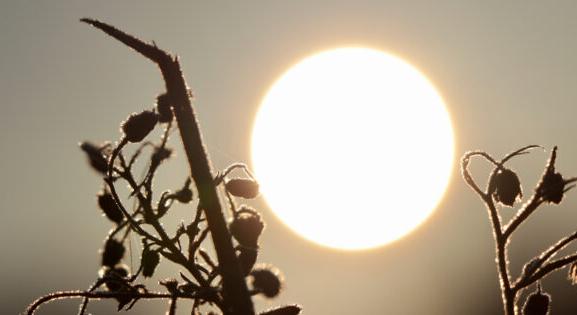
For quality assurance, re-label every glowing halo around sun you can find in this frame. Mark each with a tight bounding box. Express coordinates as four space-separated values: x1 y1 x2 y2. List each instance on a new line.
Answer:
251 47 454 250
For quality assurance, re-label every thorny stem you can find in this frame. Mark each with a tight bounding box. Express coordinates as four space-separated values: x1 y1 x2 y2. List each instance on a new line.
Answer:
81 18 254 314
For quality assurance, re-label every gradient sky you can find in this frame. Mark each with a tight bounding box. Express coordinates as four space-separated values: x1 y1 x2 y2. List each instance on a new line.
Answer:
3 1 577 314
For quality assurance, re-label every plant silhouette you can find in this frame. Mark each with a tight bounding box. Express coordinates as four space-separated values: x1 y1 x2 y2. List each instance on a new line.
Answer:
462 145 577 315
25 18 300 315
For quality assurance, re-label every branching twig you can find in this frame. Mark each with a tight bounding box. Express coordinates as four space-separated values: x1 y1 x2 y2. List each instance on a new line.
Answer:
462 145 577 314
81 18 254 315
27 290 197 315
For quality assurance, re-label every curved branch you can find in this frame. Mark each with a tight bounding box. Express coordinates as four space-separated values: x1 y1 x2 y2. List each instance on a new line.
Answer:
461 151 498 199
516 254 577 291
537 230 577 266
513 230 577 290
500 145 543 165
26 290 191 315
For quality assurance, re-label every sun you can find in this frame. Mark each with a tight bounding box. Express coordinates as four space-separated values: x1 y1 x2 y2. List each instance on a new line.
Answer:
251 47 454 250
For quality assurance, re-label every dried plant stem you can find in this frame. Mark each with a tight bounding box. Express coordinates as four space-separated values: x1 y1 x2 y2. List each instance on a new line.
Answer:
462 145 577 315
487 199 515 315
167 296 177 315
462 146 540 315
26 291 197 315
81 18 254 315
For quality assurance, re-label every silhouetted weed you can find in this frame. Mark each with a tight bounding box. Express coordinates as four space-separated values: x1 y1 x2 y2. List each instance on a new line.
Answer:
462 145 577 315
25 18 300 315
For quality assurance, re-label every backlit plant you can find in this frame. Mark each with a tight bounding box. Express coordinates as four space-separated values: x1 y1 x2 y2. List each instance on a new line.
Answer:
25 18 300 315
462 145 577 315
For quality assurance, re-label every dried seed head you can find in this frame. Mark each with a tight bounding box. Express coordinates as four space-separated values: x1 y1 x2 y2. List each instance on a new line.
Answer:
523 285 550 315
491 168 523 207
156 93 173 123
141 247 160 278
229 207 264 248
175 178 193 204
250 265 283 298
523 258 541 277
159 278 179 294
99 264 130 292
121 110 158 143
225 178 260 199
102 239 125 267
80 141 109 174
97 190 123 224
541 171 565 204
175 188 193 203
259 305 302 315
238 246 258 276
151 146 173 167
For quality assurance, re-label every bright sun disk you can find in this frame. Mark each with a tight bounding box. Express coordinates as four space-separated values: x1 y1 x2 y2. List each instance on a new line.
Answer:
251 47 454 250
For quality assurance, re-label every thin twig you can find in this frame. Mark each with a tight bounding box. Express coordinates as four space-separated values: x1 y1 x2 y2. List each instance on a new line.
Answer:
168 296 178 315
27 290 196 315
513 230 577 290
106 139 161 243
516 254 577 290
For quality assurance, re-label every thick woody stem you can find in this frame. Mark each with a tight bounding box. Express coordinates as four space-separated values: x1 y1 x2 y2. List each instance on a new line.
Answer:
81 18 254 315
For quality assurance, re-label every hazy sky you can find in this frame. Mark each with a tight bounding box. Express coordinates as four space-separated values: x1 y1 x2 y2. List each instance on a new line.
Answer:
3 1 577 314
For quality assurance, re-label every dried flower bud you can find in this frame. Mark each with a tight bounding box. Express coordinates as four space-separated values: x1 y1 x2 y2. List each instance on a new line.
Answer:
568 262 577 285
523 285 550 315
229 207 264 248
523 258 541 277
151 146 173 167
99 264 130 292
175 188 193 203
80 141 109 174
260 305 302 315
97 190 123 224
156 93 173 123
141 247 160 278
102 239 125 267
159 278 179 294
225 178 260 199
540 171 565 204
250 265 283 298
491 168 522 207
173 178 193 203
238 246 258 276
121 110 158 143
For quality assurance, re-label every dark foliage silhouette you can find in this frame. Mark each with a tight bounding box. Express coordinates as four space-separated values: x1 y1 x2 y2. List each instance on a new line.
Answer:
462 145 577 315
25 19 300 315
